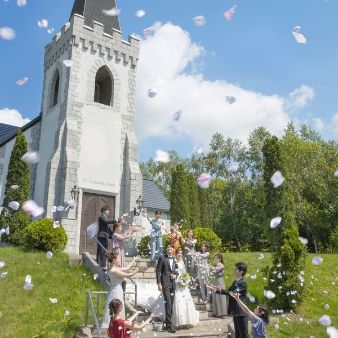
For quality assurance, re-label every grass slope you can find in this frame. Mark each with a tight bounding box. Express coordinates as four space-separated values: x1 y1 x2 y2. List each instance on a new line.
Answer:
222 252 338 337
0 247 103 338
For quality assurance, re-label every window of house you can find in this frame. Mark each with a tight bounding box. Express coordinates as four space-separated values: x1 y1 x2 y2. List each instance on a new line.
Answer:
94 66 113 106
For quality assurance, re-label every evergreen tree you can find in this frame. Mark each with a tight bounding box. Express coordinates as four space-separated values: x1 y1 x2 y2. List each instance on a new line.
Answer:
263 136 305 311
198 187 212 228
186 173 200 228
170 164 190 227
0 131 30 245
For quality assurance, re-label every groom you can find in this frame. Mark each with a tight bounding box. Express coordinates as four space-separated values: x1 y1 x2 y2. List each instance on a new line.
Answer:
156 244 179 333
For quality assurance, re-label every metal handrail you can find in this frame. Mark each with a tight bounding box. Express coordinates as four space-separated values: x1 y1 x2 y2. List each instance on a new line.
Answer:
86 291 104 338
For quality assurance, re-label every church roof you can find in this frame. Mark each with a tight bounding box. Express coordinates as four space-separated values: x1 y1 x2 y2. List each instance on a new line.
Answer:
142 179 170 212
0 115 41 148
0 123 19 145
70 0 121 34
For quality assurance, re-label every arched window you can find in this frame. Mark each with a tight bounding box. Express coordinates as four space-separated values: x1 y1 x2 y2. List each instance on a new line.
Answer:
94 66 113 106
51 70 60 108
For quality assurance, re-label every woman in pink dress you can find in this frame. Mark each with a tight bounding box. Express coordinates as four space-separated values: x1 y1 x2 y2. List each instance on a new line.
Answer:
112 220 137 268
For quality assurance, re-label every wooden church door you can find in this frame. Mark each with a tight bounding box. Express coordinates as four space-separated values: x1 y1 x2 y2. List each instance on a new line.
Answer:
79 192 115 255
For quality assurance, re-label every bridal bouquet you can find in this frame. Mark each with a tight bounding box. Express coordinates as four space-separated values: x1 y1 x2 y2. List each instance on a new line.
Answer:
177 272 191 287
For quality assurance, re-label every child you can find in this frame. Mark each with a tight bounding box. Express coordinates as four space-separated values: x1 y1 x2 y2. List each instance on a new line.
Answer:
209 262 248 338
147 210 165 262
229 292 269 338
108 299 156 338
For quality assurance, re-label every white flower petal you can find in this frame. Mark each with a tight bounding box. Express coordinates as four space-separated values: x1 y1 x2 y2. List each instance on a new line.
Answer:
271 171 285 188
270 217 282 229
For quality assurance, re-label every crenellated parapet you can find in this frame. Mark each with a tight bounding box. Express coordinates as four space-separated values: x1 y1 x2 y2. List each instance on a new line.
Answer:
44 14 139 71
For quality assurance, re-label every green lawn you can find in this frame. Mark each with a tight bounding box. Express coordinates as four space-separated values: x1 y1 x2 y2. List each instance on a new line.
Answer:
0 247 337 337
221 252 338 337
0 247 103 338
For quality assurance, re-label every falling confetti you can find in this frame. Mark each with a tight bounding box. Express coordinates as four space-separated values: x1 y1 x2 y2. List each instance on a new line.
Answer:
147 88 158 98
22 200 44 217
135 9 146 18
327 327 338 338
57 206 65 212
334 170 338 178
24 282 33 290
0 272 8 279
318 315 331 326
64 310 70 316
10 185 19 189
49 298 58 304
46 251 53 259
224 6 237 21
0 27 16 40
155 150 170 163
229 162 240 172
102 7 120 16
197 173 212 188
270 171 285 188
16 77 29 86
247 293 255 303
225 96 236 104
0 261 5 269
292 26 307 44
47 28 54 34
8 201 20 211
63 60 73 67
94 274 98 280
312 256 323 266
258 253 264 260
53 221 60 228
17 0 27 7
299 237 308 245
270 216 282 229
173 110 181 122
87 223 97 239
264 290 276 299
37 19 48 29
193 15 206 26
21 151 39 164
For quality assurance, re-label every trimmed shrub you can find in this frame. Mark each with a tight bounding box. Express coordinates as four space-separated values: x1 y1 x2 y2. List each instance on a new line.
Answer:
25 218 67 252
193 227 222 253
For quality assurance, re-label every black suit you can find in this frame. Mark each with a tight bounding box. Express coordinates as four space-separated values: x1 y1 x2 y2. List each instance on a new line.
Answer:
216 277 248 338
156 254 178 329
96 214 115 268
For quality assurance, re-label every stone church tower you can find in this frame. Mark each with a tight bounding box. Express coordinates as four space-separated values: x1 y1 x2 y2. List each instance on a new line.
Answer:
35 0 142 253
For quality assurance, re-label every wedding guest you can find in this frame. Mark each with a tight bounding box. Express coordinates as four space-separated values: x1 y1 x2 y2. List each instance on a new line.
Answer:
102 251 140 328
211 262 248 338
112 220 137 268
108 299 156 338
172 248 199 329
96 206 115 268
147 211 165 262
229 292 269 338
168 223 183 253
195 243 210 303
210 254 228 318
184 229 197 277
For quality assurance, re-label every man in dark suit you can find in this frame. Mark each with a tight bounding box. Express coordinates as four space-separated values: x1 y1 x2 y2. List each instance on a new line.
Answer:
214 262 248 338
96 206 116 268
156 244 179 333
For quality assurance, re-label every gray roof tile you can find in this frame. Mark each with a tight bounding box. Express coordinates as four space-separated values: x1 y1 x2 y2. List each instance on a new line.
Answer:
142 179 170 212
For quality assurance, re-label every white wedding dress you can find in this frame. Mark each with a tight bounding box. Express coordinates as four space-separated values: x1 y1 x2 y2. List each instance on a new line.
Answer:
172 260 199 328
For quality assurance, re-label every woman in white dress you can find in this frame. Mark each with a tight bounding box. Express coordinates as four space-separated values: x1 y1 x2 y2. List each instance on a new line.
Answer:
102 251 140 328
172 248 199 329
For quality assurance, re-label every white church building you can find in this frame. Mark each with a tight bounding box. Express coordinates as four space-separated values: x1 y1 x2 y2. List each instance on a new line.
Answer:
0 0 170 254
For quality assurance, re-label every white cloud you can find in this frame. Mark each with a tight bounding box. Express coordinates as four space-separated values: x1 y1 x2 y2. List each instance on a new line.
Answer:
313 117 325 131
135 23 314 148
286 84 315 112
0 108 30 127
331 112 338 136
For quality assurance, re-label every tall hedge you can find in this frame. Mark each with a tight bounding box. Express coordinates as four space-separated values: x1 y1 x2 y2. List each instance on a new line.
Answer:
263 136 305 311
198 187 212 228
0 131 30 245
187 173 200 228
170 164 190 226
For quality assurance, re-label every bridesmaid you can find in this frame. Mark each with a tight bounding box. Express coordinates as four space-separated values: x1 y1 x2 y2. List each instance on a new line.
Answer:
184 229 197 277
168 223 183 253
112 220 137 268
210 254 228 318
195 243 210 303
102 251 140 328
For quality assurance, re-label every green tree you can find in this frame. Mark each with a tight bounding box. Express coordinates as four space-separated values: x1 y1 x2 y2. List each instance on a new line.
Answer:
170 164 190 226
0 131 30 246
186 173 200 228
263 135 305 311
198 187 212 228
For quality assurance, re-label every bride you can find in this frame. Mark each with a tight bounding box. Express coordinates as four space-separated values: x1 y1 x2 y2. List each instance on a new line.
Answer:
125 248 199 329
172 247 199 329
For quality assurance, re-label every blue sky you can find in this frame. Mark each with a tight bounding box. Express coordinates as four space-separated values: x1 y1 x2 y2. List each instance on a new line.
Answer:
0 0 337 162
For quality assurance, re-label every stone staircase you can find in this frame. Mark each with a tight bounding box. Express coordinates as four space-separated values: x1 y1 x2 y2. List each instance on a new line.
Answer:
84 254 234 337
